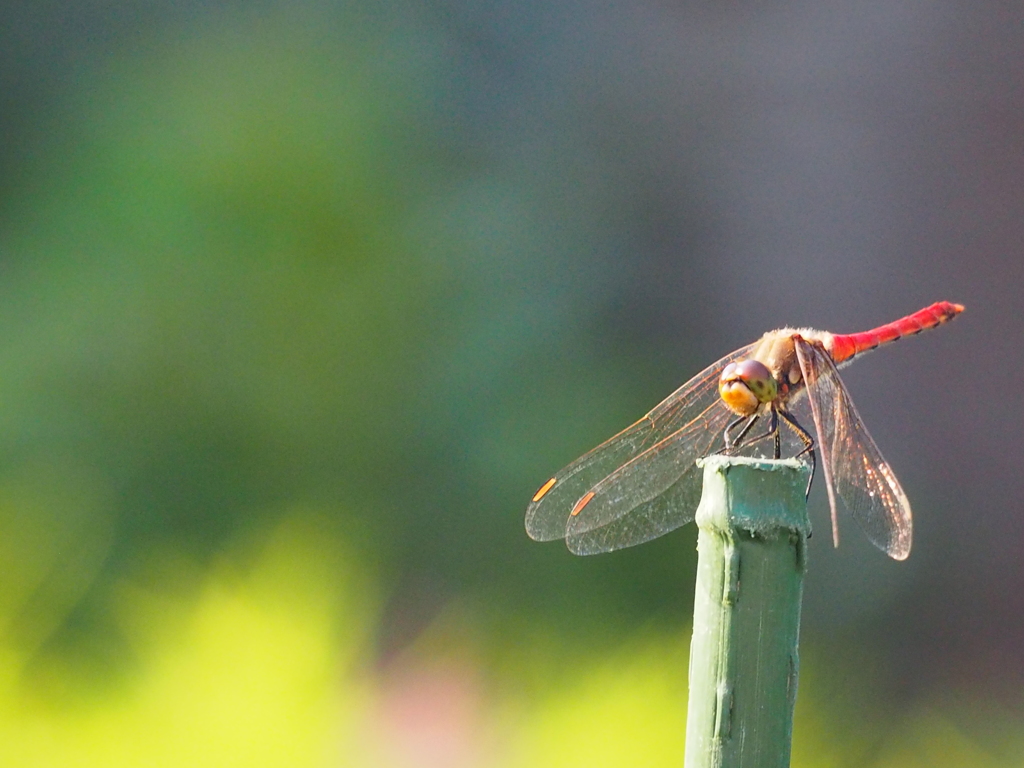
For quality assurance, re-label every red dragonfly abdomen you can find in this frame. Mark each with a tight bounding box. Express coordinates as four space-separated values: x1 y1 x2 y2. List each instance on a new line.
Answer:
828 301 964 364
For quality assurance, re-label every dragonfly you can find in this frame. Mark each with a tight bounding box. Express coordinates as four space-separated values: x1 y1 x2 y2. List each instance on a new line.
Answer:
525 301 963 560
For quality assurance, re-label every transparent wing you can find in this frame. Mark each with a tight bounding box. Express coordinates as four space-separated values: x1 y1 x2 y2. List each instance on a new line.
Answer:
525 343 756 554
564 399 735 554
793 337 912 560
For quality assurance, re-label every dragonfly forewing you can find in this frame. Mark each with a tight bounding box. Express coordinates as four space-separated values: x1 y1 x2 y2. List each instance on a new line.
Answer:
565 401 734 554
525 344 756 547
794 338 912 560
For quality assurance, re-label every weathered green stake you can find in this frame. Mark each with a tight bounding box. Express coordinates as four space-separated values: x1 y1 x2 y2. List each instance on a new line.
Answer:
684 455 811 768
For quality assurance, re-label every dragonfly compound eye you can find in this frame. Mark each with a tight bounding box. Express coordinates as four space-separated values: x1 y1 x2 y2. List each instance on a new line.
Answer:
719 359 777 416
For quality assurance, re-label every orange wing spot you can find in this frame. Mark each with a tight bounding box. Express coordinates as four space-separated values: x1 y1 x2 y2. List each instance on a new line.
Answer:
532 477 558 503
571 491 596 516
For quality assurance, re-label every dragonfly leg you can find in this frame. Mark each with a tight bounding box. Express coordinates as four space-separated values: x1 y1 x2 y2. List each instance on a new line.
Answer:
778 409 815 499
730 408 779 454
722 413 760 452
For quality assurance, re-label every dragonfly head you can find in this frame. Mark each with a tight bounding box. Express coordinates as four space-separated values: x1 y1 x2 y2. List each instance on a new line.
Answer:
719 359 777 416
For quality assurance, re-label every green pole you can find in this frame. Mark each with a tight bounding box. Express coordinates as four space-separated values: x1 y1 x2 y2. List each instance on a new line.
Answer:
684 455 811 768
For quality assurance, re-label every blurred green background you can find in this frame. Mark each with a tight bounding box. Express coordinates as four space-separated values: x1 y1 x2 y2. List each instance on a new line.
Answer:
0 1 1019 765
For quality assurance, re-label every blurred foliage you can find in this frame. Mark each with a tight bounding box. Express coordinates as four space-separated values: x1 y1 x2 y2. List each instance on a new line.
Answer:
0 4 456 649
0 0 701 659
0 511 373 766
0 2 1017 766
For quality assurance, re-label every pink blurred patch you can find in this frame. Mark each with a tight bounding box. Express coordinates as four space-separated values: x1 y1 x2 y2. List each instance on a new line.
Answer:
366 660 487 768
